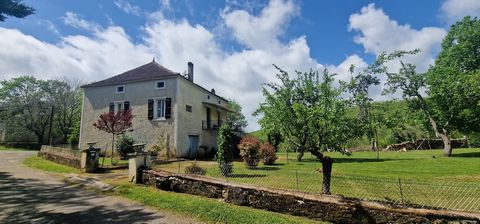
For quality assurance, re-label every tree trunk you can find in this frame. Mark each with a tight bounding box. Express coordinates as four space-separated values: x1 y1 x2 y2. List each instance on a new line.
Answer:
111 134 116 165
439 133 452 157
297 147 305 162
321 156 333 194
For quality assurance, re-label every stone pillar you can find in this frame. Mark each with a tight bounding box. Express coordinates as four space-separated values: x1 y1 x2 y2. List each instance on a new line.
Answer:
128 152 152 183
81 145 100 173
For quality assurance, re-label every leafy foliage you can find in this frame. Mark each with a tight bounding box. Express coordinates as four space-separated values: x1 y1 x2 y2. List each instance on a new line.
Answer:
184 161 207 175
238 136 260 168
255 66 360 161
217 124 234 175
259 142 277 165
92 109 134 135
115 134 135 159
0 0 35 21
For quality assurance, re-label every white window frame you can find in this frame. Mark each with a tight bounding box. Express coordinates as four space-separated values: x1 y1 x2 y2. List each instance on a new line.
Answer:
155 81 166 90
153 97 167 120
115 85 125 94
114 100 125 113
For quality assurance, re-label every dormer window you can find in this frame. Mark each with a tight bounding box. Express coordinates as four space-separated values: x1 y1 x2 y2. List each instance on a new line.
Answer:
116 85 125 94
155 81 165 89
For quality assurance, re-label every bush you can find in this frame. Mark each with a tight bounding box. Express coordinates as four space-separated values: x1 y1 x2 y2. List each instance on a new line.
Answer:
238 136 260 168
115 134 135 159
217 124 234 176
184 161 206 175
259 142 277 165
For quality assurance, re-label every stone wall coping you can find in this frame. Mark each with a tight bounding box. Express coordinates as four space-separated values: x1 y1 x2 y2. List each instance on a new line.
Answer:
146 169 480 221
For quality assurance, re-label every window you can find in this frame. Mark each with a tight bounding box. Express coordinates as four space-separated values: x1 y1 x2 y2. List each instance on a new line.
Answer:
186 105 192 112
207 95 210 99
114 101 125 113
155 81 165 89
155 99 166 119
218 100 221 104
116 85 125 93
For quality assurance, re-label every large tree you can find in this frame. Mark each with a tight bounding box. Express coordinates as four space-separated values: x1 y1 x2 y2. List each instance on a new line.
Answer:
385 17 480 157
0 0 35 21
0 76 51 143
255 66 359 161
344 50 419 151
426 16 480 156
43 79 82 143
226 99 247 134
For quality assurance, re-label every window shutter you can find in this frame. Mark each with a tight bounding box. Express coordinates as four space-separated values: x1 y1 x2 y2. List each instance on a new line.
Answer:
148 99 154 120
109 102 114 112
165 98 172 119
124 101 130 111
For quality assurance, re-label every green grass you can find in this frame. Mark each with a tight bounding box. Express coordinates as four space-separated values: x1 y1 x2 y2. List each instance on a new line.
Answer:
155 148 480 212
115 182 323 224
99 157 129 166
23 156 79 173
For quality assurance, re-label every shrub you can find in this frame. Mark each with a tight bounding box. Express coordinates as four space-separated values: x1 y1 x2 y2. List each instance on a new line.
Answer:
184 161 206 175
259 142 277 165
115 134 135 159
217 124 234 175
238 136 260 168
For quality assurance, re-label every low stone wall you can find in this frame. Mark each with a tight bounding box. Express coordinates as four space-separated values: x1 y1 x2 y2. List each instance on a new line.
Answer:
385 138 469 151
38 145 81 169
144 170 479 224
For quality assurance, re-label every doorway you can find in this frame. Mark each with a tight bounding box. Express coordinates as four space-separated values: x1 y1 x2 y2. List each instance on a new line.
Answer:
188 135 199 158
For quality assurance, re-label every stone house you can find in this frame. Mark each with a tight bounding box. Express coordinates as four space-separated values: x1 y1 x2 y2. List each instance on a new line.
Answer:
79 60 231 158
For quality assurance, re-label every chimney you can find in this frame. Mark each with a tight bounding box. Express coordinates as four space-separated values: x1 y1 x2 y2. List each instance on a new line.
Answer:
211 88 215 94
187 62 194 82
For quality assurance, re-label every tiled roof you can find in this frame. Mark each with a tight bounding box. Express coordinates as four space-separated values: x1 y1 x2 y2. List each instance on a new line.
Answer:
81 61 180 88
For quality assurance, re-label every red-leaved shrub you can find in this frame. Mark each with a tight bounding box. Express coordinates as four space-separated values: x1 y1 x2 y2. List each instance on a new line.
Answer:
260 142 277 165
237 136 260 168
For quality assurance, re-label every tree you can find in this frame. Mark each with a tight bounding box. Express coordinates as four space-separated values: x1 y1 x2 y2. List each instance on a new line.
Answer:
0 76 51 143
255 65 358 161
217 124 234 175
0 0 35 21
93 109 134 162
42 79 82 143
227 99 247 134
385 17 480 157
344 50 419 151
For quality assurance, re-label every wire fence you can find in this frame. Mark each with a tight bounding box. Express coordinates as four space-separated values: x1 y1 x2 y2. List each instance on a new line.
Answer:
154 160 480 213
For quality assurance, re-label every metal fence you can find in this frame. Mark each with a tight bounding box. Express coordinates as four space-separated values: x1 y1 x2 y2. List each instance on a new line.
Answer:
154 160 480 213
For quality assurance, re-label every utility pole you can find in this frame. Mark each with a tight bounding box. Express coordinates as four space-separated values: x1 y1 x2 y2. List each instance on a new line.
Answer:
48 105 54 145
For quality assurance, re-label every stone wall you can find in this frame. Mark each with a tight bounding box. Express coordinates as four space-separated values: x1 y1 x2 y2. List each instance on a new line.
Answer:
144 170 479 224
384 138 469 151
38 145 81 169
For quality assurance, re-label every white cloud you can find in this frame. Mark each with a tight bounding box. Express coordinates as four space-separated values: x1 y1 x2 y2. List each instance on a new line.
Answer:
349 3 446 72
441 0 480 23
221 0 299 49
63 12 101 31
1 1 340 131
114 0 143 17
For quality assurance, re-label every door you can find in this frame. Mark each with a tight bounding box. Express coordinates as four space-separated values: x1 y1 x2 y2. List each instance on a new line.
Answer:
206 107 211 129
188 135 199 158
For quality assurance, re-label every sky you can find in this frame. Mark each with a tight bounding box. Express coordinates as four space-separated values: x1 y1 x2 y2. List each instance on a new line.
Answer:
1 0 480 131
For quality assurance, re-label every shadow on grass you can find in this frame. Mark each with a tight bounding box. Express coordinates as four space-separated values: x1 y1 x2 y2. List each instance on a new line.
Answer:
0 172 163 223
250 166 280 171
227 174 267 178
451 152 480 158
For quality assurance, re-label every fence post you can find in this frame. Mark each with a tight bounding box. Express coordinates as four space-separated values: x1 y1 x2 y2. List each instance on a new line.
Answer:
295 170 299 191
398 178 404 206
321 156 333 195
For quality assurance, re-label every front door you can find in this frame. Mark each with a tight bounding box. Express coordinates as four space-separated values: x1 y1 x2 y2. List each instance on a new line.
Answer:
188 135 199 158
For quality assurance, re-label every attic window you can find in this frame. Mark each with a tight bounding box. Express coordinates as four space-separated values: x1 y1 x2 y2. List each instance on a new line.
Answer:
207 95 210 99
186 105 192 112
155 81 165 89
116 85 125 94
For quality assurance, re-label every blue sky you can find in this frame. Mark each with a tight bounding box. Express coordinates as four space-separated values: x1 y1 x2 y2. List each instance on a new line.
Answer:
1 0 479 130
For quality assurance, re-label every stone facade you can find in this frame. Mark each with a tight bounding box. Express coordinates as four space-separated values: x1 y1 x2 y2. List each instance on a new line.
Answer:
79 62 229 158
144 170 480 224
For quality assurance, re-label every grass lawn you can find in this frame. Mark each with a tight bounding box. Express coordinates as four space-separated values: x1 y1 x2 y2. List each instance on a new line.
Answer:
155 148 480 212
113 181 323 224
24 156 323 223
23 156 79 173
